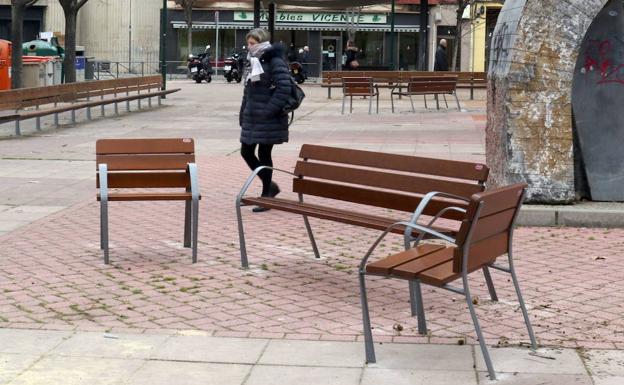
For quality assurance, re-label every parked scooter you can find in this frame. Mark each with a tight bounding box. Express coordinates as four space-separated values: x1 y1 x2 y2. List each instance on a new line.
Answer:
289 61 305 84
223 52 244 83
187 47 213 83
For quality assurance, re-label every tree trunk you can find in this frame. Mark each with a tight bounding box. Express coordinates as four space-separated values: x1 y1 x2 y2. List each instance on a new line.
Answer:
11 4 25 89
63 9 77 83
185 7 192 57
452 3 467 72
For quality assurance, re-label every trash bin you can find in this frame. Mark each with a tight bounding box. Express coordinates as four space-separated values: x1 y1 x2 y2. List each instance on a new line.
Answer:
75 56 86 82
0 39 11 90
22 56 54 87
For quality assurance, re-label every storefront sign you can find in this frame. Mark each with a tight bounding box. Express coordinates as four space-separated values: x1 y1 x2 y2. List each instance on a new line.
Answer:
234 11 387 24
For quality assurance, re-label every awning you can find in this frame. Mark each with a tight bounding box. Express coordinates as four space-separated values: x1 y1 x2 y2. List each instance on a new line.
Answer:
267 0 391 7
172 21 418 33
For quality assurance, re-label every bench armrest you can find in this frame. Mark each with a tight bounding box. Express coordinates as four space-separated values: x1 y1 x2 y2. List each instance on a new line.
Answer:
236 166 296 204
359 221 456 273
403 191 470 247
98 163 108 202
187 163 200 201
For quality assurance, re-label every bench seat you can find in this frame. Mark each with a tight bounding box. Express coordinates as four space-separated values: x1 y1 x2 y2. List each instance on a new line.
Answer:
97 192 201 201
242 196 458 236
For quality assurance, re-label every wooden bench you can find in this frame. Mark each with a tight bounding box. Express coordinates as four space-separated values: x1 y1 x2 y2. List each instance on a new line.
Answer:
96 138 200 264
235 145 490 279
341 77 380 114
391 75 460 112
321 71 486 99
359 183 537 380
0 76 180 135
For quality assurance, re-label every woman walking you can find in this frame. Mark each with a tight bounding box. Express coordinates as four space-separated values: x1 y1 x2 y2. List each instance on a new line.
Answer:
239 28 292 212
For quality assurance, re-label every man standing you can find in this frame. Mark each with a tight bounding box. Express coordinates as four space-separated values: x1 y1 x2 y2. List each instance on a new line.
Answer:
300 45 310 78
434 39 449 71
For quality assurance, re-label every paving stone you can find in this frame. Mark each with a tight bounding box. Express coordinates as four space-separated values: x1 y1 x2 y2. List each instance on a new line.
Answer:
7 356 145 385
52 331 170 359
369 343 475 371
362 368 477 385
0 329 71 355
474 348 586 374
125 361 250 385
593 376 624 385
477 372 592 384
0 353 40 384
245 365 362 385
585 350 624 376
259 340 364 368
150 335 267 364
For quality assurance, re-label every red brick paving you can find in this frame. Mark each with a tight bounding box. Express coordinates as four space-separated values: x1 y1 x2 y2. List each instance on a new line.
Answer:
1 153 624 349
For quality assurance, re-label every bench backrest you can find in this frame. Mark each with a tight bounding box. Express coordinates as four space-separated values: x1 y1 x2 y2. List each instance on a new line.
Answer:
453 183 527 273
96 138 195 189
293 145 489 221
407 75 458 93
323 71 486 85
342 77 375 96
0 75 163 111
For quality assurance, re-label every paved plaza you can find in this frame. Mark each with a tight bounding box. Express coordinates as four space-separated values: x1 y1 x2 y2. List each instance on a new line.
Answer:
1 81 624 384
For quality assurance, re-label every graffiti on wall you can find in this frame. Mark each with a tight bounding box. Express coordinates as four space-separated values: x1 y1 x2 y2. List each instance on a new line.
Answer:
582 38 624 85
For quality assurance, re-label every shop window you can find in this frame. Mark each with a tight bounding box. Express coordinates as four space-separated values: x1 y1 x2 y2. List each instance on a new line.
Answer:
178 29 236 63
344 31 385 68
399 33 419 70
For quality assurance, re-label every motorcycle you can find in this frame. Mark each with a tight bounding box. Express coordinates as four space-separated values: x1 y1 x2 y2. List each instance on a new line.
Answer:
187 53 212 83
223 52 244 83
289 61 305 84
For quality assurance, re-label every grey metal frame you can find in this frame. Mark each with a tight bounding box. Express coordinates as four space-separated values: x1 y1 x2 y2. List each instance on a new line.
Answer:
98 162 200 264
341 78 379 115
391 86 461 113
236 166 322 268
359 190 537 380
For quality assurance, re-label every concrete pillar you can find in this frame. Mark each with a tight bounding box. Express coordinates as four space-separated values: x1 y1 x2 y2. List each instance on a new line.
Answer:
486 0 608 203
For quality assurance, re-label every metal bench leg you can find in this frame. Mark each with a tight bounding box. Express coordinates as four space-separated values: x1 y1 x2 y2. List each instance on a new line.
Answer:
391 93 395 113
86 106 92 120
464 273 496 380
368 95 373 114
236 199 249 268
409 95 415 113
303 216 321 259
191 196 199 264
148 96 152 108
328 87 332 99
184 198 191 248
409 280 427 335
101 96 105 117
376 94 379 114
350 96 353 113
359 271 376 363
99 164 110 264
482 266 498 301
341 96 346 115
509 250 538 349
454 92 461 111
36 117 41 131
138 98 142 110
443 94 449 109
158 95 162 106
423 95 428 109
435 95 440 110
15 119 20 136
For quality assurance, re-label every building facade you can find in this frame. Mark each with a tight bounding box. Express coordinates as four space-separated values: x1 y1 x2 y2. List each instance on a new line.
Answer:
1 0 500 76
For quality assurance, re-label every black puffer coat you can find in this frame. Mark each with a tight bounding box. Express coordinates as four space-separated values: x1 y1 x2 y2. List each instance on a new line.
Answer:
240 44 291 145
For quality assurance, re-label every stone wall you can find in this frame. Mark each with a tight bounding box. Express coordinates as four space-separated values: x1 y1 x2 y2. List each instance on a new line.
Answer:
486 0 608 203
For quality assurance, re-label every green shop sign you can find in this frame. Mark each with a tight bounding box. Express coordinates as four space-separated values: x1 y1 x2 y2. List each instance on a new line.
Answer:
234 11 387 24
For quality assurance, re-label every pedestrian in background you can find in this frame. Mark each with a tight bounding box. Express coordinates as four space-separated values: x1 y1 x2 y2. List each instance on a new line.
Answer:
344 41 359 70
300 45 310 78
434 39 449 71
239 28 292 212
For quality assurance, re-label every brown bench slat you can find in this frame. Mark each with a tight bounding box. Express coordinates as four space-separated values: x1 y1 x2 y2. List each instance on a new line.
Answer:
241 197 458 236
366 244 446 276
96 171 191 189
97 138 195 155
386 247 455 281
299 144 489 182
97 192 200 201
96 154 195 171
294 161 483 197
292 179 468 220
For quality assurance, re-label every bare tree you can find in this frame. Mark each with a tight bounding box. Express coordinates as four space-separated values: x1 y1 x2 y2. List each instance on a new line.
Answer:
452 0 473 71
175 0 198 57
11 0 38 89
345 7 363 44
58 0 89 83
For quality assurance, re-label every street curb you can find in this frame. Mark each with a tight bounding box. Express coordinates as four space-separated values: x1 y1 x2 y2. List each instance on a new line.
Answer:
518 203 624 228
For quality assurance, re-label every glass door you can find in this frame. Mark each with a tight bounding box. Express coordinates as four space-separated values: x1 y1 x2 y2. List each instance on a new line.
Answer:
321 37 342 72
